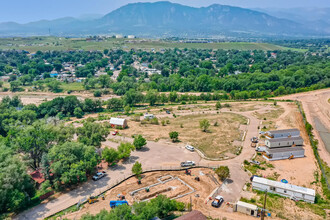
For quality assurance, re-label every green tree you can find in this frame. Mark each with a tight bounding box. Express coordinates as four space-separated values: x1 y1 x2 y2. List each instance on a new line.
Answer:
10 81 21 92
117 142 135 160
98 75 111 88
0 144 36 213
47 80 61 93
215 166 230 181
49 142 99 185
77 122 110 147
124 106 131 115
145 90 159 106
199 119 210 132
94 90 102 97
133 135 147 150
102 147 119 165
74 107 84 118
132 161 143 178
215 101 222 109
169 131 179 142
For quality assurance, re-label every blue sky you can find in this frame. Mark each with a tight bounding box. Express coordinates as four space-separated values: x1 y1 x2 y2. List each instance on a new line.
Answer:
1 0 329 23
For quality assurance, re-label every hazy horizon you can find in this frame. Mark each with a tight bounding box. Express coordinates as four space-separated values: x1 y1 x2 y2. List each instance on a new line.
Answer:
0 0 329 23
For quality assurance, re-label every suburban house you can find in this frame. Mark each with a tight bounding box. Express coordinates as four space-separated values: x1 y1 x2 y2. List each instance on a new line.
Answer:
252 177 315 203
144 113 155 120
234 201 259 217
265 136 304 148
110 118 128 128
263 146 305 161
265 129 300 139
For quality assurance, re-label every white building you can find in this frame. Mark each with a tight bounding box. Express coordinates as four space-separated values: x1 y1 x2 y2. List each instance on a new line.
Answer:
265 136 304 148
266 129 300 139
252 177 315 203
115 34 124 39
110 118 127 128
127 35 135 39
234 201 259 217
263 146 305 161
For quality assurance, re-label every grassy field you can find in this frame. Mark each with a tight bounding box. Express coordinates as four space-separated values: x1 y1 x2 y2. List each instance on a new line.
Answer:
0 37 305 52
120 112 247 159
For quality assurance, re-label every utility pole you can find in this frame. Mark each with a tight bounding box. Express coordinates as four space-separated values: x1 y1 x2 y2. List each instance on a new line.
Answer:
261 190 267 220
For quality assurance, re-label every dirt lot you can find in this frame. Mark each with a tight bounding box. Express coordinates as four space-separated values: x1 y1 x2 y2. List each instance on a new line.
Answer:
62 168 222 220
120 112 247 159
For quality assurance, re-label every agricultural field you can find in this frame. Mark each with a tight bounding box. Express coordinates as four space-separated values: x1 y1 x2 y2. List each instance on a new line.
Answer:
0 37 301 52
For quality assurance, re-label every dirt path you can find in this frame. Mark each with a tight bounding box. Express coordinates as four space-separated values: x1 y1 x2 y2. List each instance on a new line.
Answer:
275 88 330 165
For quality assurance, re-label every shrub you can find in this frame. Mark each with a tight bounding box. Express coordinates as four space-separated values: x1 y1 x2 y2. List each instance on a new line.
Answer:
94 90 102 97
169 131 179 142
215 166 230 181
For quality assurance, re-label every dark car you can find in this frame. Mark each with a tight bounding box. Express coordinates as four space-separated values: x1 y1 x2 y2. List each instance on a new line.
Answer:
211 195 224 208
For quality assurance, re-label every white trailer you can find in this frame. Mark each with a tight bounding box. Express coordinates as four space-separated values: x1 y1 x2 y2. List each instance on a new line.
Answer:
265 136 304 148
234 201 259 217
266 129 300 139
252 177 315 203
263 146 304 161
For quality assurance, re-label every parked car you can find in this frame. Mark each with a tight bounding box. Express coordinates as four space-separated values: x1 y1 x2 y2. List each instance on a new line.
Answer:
166 110 171 114
112 130 118 136
92 171 106 181
185 145 195 152
259 131 265 135
250 160 260 165
211 195 224 208
180 161 196 167
255 146 266 152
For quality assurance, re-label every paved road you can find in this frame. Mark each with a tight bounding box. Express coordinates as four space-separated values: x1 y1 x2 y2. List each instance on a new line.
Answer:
16 109 260 220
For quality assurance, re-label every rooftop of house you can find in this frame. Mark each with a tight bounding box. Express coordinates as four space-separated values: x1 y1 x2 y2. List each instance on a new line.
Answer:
267 136 303 143
176 210 207 220
266 146 304 154
267 128 300 134
253 177 315 196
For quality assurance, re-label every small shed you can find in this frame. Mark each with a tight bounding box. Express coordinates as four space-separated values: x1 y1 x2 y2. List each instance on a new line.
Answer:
252 177 315 203
265 136 304 148
110 118 127 128
144 113 155 120
263 146 305 161
234 201 259 217
266 129 300 139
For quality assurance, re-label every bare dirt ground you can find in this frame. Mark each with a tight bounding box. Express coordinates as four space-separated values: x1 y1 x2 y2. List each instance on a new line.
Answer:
275 88 330 166
63 168 221 219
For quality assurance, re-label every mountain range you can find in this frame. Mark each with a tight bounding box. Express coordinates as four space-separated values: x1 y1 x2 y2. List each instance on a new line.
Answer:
0 1 329 38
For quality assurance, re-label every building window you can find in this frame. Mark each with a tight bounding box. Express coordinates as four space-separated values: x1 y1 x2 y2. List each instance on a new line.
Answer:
284 190 287 193
270 186 276 191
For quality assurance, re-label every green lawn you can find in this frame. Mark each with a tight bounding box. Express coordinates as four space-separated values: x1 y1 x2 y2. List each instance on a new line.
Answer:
0 37 305 52
60 82 84 91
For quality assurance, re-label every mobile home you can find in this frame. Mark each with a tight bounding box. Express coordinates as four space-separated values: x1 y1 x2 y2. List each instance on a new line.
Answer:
252 177 315 203
263 146 305 161
265 136 304 148
144 113 155 120
234 201 259 217
266 129 300 139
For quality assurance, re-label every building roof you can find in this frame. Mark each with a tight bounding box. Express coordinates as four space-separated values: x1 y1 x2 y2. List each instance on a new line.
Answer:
267 136 303 143
266 146 304 154
110 118 126 126
30 169 45 184
253 177 315 196
176 210 207 220
267 129 300 134
236 201 258 210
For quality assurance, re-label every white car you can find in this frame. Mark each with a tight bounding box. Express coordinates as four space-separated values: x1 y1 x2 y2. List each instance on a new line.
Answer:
181 161 196 167
185 145 195 152
92 171 106 181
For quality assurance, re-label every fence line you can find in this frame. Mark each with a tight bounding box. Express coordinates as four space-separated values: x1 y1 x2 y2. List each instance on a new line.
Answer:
296 101 330 191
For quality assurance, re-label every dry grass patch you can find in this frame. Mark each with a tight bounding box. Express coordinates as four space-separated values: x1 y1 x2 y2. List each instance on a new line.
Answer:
121 112 247 159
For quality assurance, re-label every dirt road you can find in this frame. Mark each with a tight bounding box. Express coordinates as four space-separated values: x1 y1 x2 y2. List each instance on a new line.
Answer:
276 88 330 165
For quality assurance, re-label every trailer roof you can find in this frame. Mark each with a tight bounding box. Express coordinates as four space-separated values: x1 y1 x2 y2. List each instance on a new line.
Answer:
253 177 315 196
236 201 258 210
266 146 304 154
267 128 300 134
110 117 126 125
267 136 303 143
